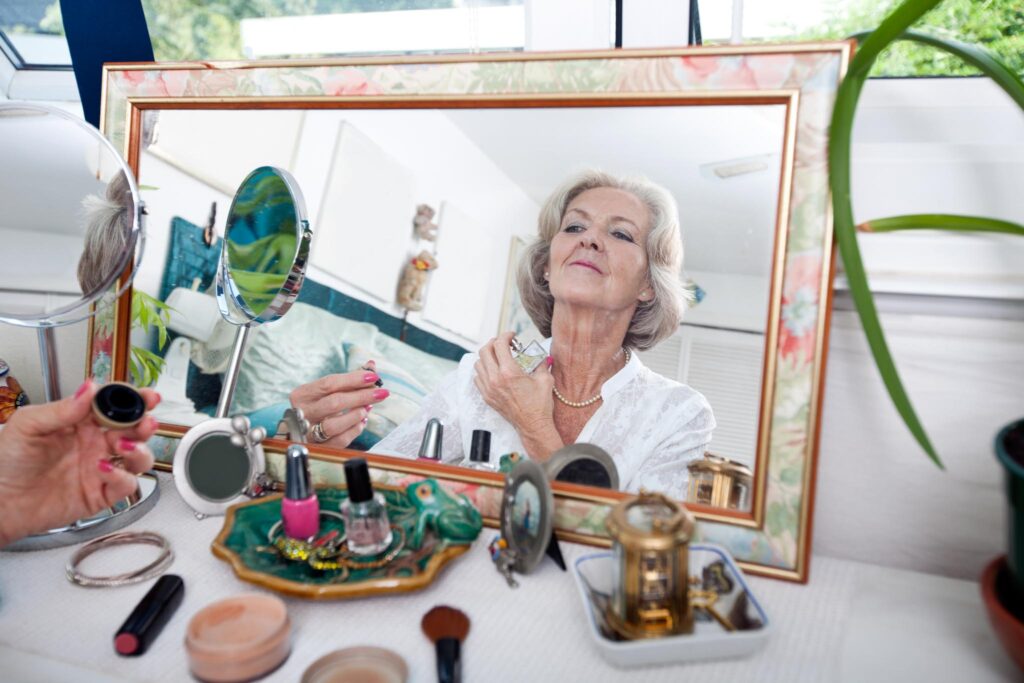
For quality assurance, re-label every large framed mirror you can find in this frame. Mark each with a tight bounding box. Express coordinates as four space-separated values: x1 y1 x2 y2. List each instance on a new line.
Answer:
95 44 850 581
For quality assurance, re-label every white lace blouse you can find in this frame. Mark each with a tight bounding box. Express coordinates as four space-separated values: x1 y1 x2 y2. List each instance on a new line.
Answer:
371 342 715 499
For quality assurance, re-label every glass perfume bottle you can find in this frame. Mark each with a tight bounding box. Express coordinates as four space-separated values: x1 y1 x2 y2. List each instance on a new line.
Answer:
340 458 393 556
510 337 546 374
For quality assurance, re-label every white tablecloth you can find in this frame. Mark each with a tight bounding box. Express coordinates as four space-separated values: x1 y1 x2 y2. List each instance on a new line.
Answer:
0 474 1018 682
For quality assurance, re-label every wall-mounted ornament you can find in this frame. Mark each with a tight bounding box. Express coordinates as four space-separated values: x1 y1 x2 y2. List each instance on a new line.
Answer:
413 204 438 242
397 250 439 313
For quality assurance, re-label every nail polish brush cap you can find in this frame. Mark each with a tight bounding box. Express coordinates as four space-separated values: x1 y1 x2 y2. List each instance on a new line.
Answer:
344 458 374 503
470 429 491 463
418 418 444 460
285 444 312 500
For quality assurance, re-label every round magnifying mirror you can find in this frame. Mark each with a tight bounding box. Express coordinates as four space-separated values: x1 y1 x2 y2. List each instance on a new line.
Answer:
0 103 143 329
211 166 311 419
217 166 310 326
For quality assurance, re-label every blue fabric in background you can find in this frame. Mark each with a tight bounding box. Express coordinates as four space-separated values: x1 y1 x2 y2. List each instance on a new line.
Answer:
60 0 154 128
160 217 222 301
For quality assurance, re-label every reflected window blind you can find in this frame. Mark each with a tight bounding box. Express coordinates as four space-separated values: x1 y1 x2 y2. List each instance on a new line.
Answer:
639 325 765 466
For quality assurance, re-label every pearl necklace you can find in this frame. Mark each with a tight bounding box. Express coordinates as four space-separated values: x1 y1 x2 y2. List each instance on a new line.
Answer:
552 348 631 409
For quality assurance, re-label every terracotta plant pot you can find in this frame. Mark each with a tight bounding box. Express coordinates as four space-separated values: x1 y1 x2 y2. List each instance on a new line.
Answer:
980 556 1024 674
995 420 1024 615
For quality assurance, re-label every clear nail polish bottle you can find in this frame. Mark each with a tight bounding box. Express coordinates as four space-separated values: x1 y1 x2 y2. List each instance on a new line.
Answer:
340 458 393 556
510 338 547 374
463 429 495 471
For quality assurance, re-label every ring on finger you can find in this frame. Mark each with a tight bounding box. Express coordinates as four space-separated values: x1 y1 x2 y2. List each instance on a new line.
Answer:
311 420 330 443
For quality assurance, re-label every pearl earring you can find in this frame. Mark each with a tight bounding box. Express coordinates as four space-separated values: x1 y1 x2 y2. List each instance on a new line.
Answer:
544 271 549 280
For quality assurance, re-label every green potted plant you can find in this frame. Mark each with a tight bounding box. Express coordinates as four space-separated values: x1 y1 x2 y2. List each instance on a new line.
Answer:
828 0 1024 666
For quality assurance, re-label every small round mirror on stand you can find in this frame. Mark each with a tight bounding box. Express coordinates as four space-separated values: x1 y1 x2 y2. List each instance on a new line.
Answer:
174 167 311 517
0 103 154 550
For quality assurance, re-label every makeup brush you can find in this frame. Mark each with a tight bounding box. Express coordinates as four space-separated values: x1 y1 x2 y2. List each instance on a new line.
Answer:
421 605 470 683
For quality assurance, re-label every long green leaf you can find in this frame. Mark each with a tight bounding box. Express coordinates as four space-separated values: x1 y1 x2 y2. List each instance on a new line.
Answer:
834 2 1024 469
860 214 1024 237
830 0 946 468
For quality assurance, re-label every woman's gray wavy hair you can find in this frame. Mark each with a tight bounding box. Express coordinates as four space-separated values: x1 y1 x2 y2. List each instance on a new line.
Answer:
77 172 133 295
516 169 691 351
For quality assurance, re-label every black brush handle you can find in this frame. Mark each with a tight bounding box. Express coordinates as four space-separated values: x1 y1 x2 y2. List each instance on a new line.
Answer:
435 637 461 683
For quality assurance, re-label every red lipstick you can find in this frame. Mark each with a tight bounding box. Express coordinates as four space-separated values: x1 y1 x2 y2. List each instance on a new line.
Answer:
114 574 184 656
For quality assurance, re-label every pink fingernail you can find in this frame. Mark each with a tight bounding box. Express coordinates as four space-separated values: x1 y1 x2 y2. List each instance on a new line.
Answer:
98 459 114 473
363 372 379 384
153 392 162 406
74 380 91 399
546 356 554 367
147 416 159 430
361 417 368 425
118 438 137 452
365 405 373 412
373 389 389 400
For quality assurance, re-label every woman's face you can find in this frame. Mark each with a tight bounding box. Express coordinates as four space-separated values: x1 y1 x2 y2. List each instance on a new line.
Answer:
547 187 652 313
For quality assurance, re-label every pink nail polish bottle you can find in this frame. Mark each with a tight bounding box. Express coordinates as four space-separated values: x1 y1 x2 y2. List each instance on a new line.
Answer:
282 444 319 540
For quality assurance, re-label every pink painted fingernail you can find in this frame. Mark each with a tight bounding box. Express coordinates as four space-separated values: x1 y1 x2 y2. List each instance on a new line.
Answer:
365 405 373 412
98 459 114 473
363 372 379 384
373 389 390 400
118 438 137 452
74 380 91 399
361 417 368 425
546 355 554 367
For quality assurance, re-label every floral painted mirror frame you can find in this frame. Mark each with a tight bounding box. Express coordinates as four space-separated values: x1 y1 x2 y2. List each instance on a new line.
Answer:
93 43 851 582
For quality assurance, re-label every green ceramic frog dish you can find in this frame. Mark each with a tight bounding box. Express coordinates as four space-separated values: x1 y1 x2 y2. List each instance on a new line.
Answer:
212 478 483 599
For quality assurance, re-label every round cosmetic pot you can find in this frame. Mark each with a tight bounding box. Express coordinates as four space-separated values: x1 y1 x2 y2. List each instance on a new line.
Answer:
92 381 147 429
302 646 409 683
185 594 291 682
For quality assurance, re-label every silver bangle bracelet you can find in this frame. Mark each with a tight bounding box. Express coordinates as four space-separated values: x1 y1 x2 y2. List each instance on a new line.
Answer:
66 531 174 588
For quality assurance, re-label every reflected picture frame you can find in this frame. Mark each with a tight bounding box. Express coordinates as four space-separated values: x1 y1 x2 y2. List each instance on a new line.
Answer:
94 43 852 582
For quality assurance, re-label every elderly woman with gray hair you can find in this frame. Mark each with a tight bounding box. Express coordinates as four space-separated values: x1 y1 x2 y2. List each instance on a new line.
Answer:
374 170 714 498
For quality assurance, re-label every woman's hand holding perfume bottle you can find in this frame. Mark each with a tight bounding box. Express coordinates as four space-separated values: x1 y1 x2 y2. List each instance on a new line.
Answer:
0 380 159 546
473 332 561 462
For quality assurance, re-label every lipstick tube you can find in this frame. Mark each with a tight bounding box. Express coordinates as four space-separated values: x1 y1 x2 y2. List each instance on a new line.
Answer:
283 444 319 540
114 574 185 656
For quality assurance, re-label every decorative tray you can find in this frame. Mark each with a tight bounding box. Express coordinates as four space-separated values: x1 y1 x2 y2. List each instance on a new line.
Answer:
572 544 771 668
212 480 482 600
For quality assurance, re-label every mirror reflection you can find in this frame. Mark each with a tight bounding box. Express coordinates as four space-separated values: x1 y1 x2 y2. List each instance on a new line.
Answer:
0 105 141 327
221 167 301 323
134 104 787 512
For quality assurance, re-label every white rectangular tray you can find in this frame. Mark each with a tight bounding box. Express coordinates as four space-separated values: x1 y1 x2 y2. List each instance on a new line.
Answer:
572 543 772 668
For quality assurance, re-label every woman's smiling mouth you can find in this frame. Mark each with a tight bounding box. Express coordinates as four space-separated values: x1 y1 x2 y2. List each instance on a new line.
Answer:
569 259 603 274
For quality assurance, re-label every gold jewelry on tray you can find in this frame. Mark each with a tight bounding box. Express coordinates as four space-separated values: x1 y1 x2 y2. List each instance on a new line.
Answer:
66 530 173 587
552 348 631 408
311 420 330 443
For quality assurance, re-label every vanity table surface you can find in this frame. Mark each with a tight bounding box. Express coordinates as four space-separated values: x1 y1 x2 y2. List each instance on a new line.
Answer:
0 475 1018 683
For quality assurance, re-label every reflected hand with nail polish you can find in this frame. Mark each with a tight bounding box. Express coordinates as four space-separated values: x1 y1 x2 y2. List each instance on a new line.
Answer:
288 360 389 449
0 381 160 547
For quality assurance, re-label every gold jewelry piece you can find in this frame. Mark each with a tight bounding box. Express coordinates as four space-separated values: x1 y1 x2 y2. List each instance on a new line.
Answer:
66 530 173 587
311 420 330 443
552 348 631 408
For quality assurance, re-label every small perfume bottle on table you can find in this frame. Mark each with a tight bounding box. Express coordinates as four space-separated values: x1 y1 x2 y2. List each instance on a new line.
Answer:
341 458 393 556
